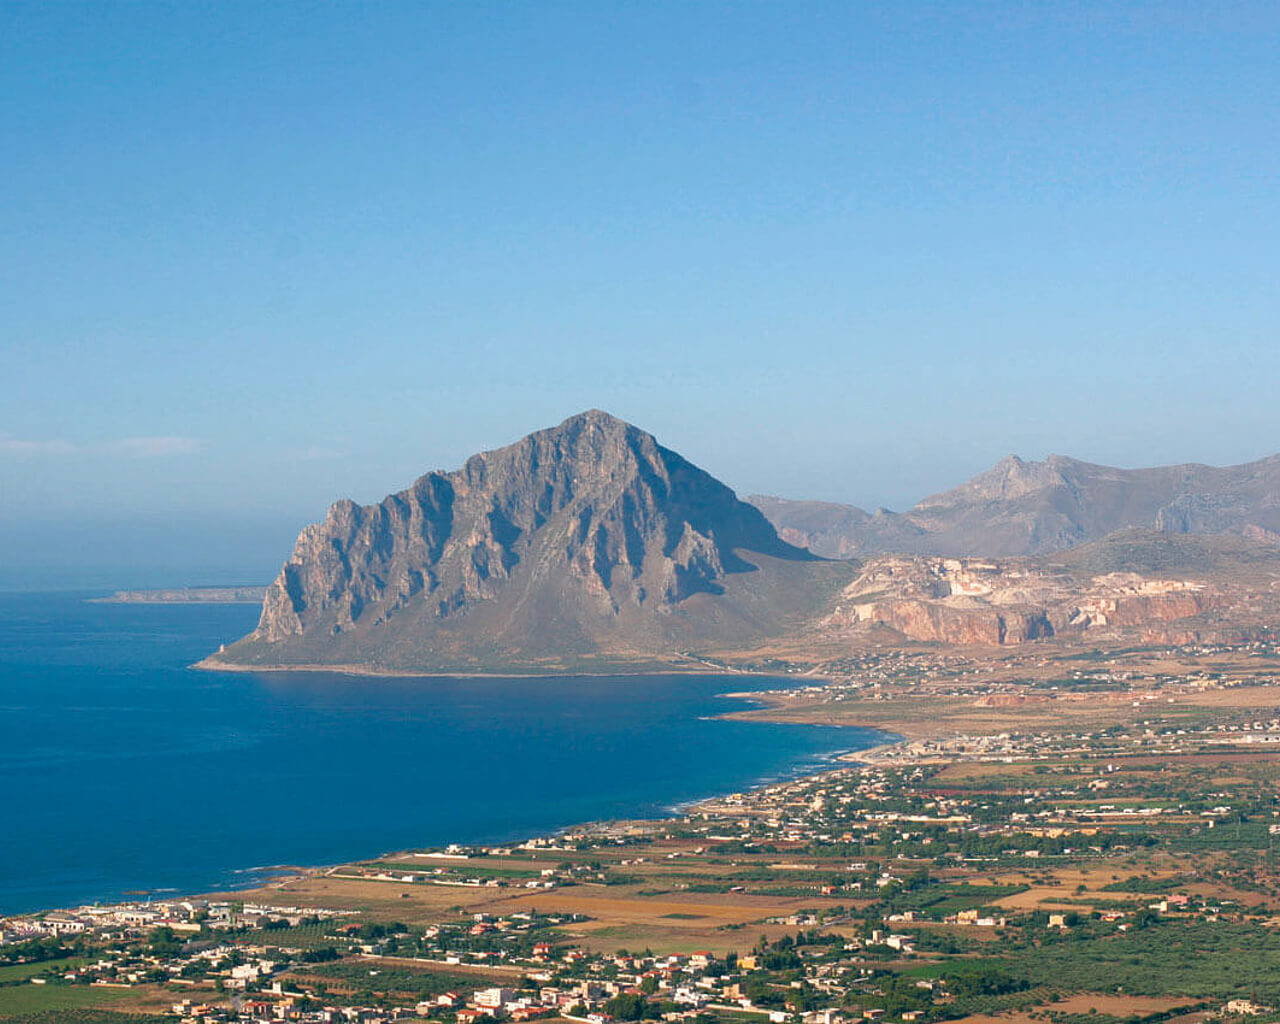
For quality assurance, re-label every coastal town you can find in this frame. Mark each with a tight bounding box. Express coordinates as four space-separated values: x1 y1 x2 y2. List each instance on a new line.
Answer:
8 641 1280 1024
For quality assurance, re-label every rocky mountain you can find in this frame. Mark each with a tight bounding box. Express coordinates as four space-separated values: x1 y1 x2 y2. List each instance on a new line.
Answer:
203 420 1280 671
204 411 854 674
750 452 1280 558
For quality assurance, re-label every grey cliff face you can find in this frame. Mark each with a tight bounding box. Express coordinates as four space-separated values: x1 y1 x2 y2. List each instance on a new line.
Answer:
229 410 832 670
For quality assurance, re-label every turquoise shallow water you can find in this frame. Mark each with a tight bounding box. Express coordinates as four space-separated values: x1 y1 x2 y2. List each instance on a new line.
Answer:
0 591 887 915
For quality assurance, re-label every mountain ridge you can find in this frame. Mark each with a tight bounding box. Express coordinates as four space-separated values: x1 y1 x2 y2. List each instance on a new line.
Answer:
750 450 1280 559
204 418 1280 671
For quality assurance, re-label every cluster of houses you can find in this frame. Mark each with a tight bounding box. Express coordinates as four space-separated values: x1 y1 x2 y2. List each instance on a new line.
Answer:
171 998 422 1022
1 899 349 945
158 946 850 1023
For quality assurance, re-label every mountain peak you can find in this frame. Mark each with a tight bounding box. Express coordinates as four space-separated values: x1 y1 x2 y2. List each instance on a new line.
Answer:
920 453 1069 507
542 408 636 438
565 407 628 425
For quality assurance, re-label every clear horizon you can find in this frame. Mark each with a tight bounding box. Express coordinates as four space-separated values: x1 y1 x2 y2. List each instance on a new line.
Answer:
4 3 1278 584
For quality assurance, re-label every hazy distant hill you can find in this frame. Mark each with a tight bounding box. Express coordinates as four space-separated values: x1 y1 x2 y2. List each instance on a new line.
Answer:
751 452 1280 558
94 586 267 604
205 411 854 674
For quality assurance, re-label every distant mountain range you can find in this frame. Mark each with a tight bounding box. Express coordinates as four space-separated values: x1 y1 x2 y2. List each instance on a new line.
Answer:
750 452 1280 558
204 415 1280 673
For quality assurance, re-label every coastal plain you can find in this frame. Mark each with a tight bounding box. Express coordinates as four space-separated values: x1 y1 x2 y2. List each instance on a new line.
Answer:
10 630 1280 1024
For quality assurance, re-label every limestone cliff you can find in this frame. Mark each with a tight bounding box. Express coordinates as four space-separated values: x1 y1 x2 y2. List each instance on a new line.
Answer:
817 554 1222 647
208 411 854 673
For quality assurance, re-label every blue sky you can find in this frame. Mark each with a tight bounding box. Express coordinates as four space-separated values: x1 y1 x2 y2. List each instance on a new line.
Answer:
2 2 1278 584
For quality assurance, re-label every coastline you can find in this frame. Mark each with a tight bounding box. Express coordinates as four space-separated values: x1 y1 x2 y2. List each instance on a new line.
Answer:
7 595 883 923
191 655 799 680
92 597 265 605
717 686 939 742
662 726 901 817
6 706 903 923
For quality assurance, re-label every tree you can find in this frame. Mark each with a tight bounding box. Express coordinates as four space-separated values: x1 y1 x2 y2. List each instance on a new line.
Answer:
147 926 182 956
605 993 648 1020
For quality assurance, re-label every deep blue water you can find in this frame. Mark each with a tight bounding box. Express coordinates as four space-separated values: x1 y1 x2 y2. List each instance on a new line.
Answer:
0 592 886 915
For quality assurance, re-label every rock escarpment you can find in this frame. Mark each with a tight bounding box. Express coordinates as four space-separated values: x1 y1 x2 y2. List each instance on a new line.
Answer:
818 554 1221 647
209 411 853 673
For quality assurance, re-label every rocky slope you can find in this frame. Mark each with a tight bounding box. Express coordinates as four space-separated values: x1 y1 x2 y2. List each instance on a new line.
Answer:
809 531 1280 648
205 411 854 674
751 452 1280 558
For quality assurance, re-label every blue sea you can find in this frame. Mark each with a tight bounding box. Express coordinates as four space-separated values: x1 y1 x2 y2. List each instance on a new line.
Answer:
0 591 887 916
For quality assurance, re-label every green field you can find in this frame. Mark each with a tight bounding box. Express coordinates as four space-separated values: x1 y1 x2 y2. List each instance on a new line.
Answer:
0 984 132 1019
0 1013 168 1024
0 958 87 984
297 961 514 999
1007 920 1280 1002
230 921 341 949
